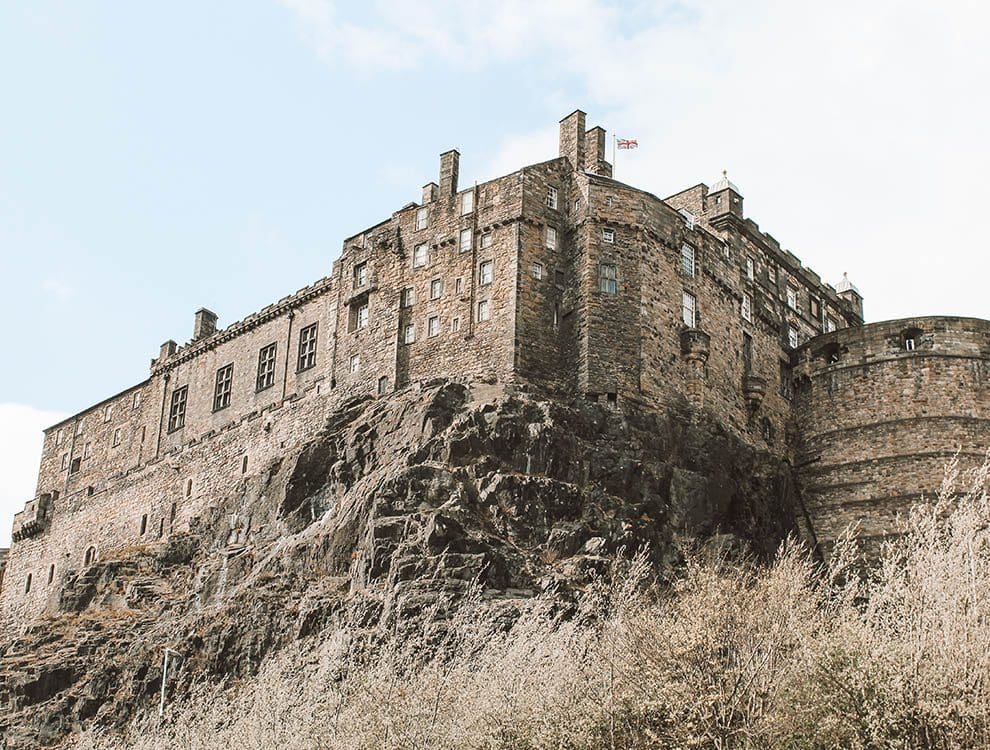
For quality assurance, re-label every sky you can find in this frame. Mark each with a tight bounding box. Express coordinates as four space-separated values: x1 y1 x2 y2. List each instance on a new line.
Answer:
1 0 988 546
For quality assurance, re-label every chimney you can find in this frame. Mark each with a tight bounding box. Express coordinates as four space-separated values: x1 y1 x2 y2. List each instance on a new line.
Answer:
439 150 459 199
422 182 438 204
158 340 177 362
559 110 587 171
193 308 218 340
583 126 612 177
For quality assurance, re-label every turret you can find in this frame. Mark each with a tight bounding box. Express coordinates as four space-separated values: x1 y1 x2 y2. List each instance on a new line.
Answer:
835 273 864 322
707 170 744 219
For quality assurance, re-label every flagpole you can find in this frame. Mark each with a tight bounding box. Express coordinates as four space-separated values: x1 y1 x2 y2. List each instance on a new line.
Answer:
612 135 617 179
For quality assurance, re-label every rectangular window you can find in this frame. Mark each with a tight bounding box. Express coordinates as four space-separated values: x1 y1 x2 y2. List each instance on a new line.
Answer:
400 287 415 308
56 429 65 446
810 297 821 320
69 457 81 475
357 303 369 330
681 244 696 277
452 317 461 333
353 262 367 289
416 207 428 230
75 420 83 436
477 300 491 322
103 405 113 423
428 316 440 337
112 428 122 447
546 226 557 250
532 263 543 280
256 343 277 391
786 286 797 310
599 263 618 295
61 453 68 470
788 326 799 349
825 317 837 333
480 233 492 249
605 195 614 207
83 442 91 459
546 186 558 209
460 191 474 215
555 269 565 287
602 228 615 244
745 257 754 280
413 244 428 268
455 277 464 295
743 333 753 373
213 364 233 411
349 302 369 332
768 265 777 284
168 386 188 432
132 392 141 409
741 292 752 322
682 292 697 328
430 278 443 300
459 228 472 252
479 260 494 285
297 323 318 371
378 376 389 395
349 354 360 373
404 323 416 344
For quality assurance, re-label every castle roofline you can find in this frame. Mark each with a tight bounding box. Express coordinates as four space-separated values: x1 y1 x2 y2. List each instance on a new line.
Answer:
43 379 151 433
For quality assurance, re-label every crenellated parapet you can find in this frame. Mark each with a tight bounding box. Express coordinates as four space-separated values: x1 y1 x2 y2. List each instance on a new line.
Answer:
11 494 53 542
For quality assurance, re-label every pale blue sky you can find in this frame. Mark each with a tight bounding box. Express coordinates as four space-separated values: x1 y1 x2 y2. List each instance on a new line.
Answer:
2 1 989 544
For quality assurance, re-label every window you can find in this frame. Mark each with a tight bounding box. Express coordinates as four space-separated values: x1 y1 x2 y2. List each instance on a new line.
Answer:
545 226 557 250
404 324 416 344
70 457 81 474
745 257 754 280
743 333 753 373
481 233 493 249
786 286 798 310
132 392 141 409
721 243 731 259
555 269 565 287
479 260 494 286
532 263 544 280
459 228 472 252
553 303 559 327
767 265 777 284
140 514 148 536
902 327 923 351
825 316 837 333
780 362 794 399
25 574 31 593
599 264 617 295
61 453 68 470
546 186 558 209
378 376 389 395
74 420 83 437
452 317 461 333
348 302 368 331
455 278 464 295
400 287 415 308
810 297 821 320
430 278 443 300
477 300 491 322
460 191 474 215
413 244 428 268
602 228 615 244
788 326 799 349
428 316 440 337
168 386 188 432
605 195 614 207
257 343 277 391
681 244 696 277
349 354 361 373
112 428 122 448
904 337 916 351
103 405 113 423
213 364 233 411
83 442 91 459
416 207 428 230
56 429 65 446
84 546 97 565
741 292 753 322
353 262 367 289
682 292 697 327
48 564 55 584
158 518 165 537
186 478 193 497
297 323 318 371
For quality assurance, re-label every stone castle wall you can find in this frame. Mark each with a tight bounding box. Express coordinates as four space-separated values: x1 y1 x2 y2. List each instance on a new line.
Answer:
792 317 990 553
3 109 987 628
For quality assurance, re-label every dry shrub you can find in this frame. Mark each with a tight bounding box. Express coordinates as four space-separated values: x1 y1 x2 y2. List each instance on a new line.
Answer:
70 458 990 750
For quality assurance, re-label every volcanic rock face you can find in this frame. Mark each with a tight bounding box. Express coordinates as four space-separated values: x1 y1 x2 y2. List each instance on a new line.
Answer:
0 381 797 748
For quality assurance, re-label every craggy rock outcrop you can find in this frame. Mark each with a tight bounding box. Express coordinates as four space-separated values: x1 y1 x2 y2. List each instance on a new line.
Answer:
0 380 798 748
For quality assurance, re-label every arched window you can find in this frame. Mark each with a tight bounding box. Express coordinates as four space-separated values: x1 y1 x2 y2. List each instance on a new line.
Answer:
84 546 97 566
819 342 842 364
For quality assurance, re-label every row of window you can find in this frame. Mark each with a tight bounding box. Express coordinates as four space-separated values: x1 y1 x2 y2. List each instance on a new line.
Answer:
414 190 479 232
53 391 143 447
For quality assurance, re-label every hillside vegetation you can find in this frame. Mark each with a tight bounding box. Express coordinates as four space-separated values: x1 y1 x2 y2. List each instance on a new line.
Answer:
70 455 990 750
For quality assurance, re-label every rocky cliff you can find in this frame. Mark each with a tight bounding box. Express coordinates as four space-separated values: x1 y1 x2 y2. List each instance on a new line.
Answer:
0 380 798 748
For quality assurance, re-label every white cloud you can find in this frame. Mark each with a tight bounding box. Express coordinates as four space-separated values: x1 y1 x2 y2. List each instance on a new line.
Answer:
0 404 66 548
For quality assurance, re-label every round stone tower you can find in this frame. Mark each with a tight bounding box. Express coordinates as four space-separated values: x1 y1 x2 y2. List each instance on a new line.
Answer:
791 316 990 556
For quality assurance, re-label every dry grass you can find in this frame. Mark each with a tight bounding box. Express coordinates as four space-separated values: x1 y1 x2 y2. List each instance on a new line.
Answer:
70 457 990 750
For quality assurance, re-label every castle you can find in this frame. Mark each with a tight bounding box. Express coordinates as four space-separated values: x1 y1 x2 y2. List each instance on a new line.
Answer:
2 110 987 628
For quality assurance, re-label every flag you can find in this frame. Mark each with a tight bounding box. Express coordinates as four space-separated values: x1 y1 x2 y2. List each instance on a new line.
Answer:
616 138 638 150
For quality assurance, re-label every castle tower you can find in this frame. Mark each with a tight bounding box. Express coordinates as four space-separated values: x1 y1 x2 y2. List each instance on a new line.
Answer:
707 170 744 219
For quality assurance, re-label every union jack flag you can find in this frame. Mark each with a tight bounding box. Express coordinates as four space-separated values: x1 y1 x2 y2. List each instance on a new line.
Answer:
616 138 638 149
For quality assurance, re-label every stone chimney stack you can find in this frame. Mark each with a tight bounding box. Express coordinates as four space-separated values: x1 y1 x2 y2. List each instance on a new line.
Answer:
439 150 459 199
422 182 438 204
158 340 177 363
559 110 587 171
583 126 612 177
193 308 218 340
